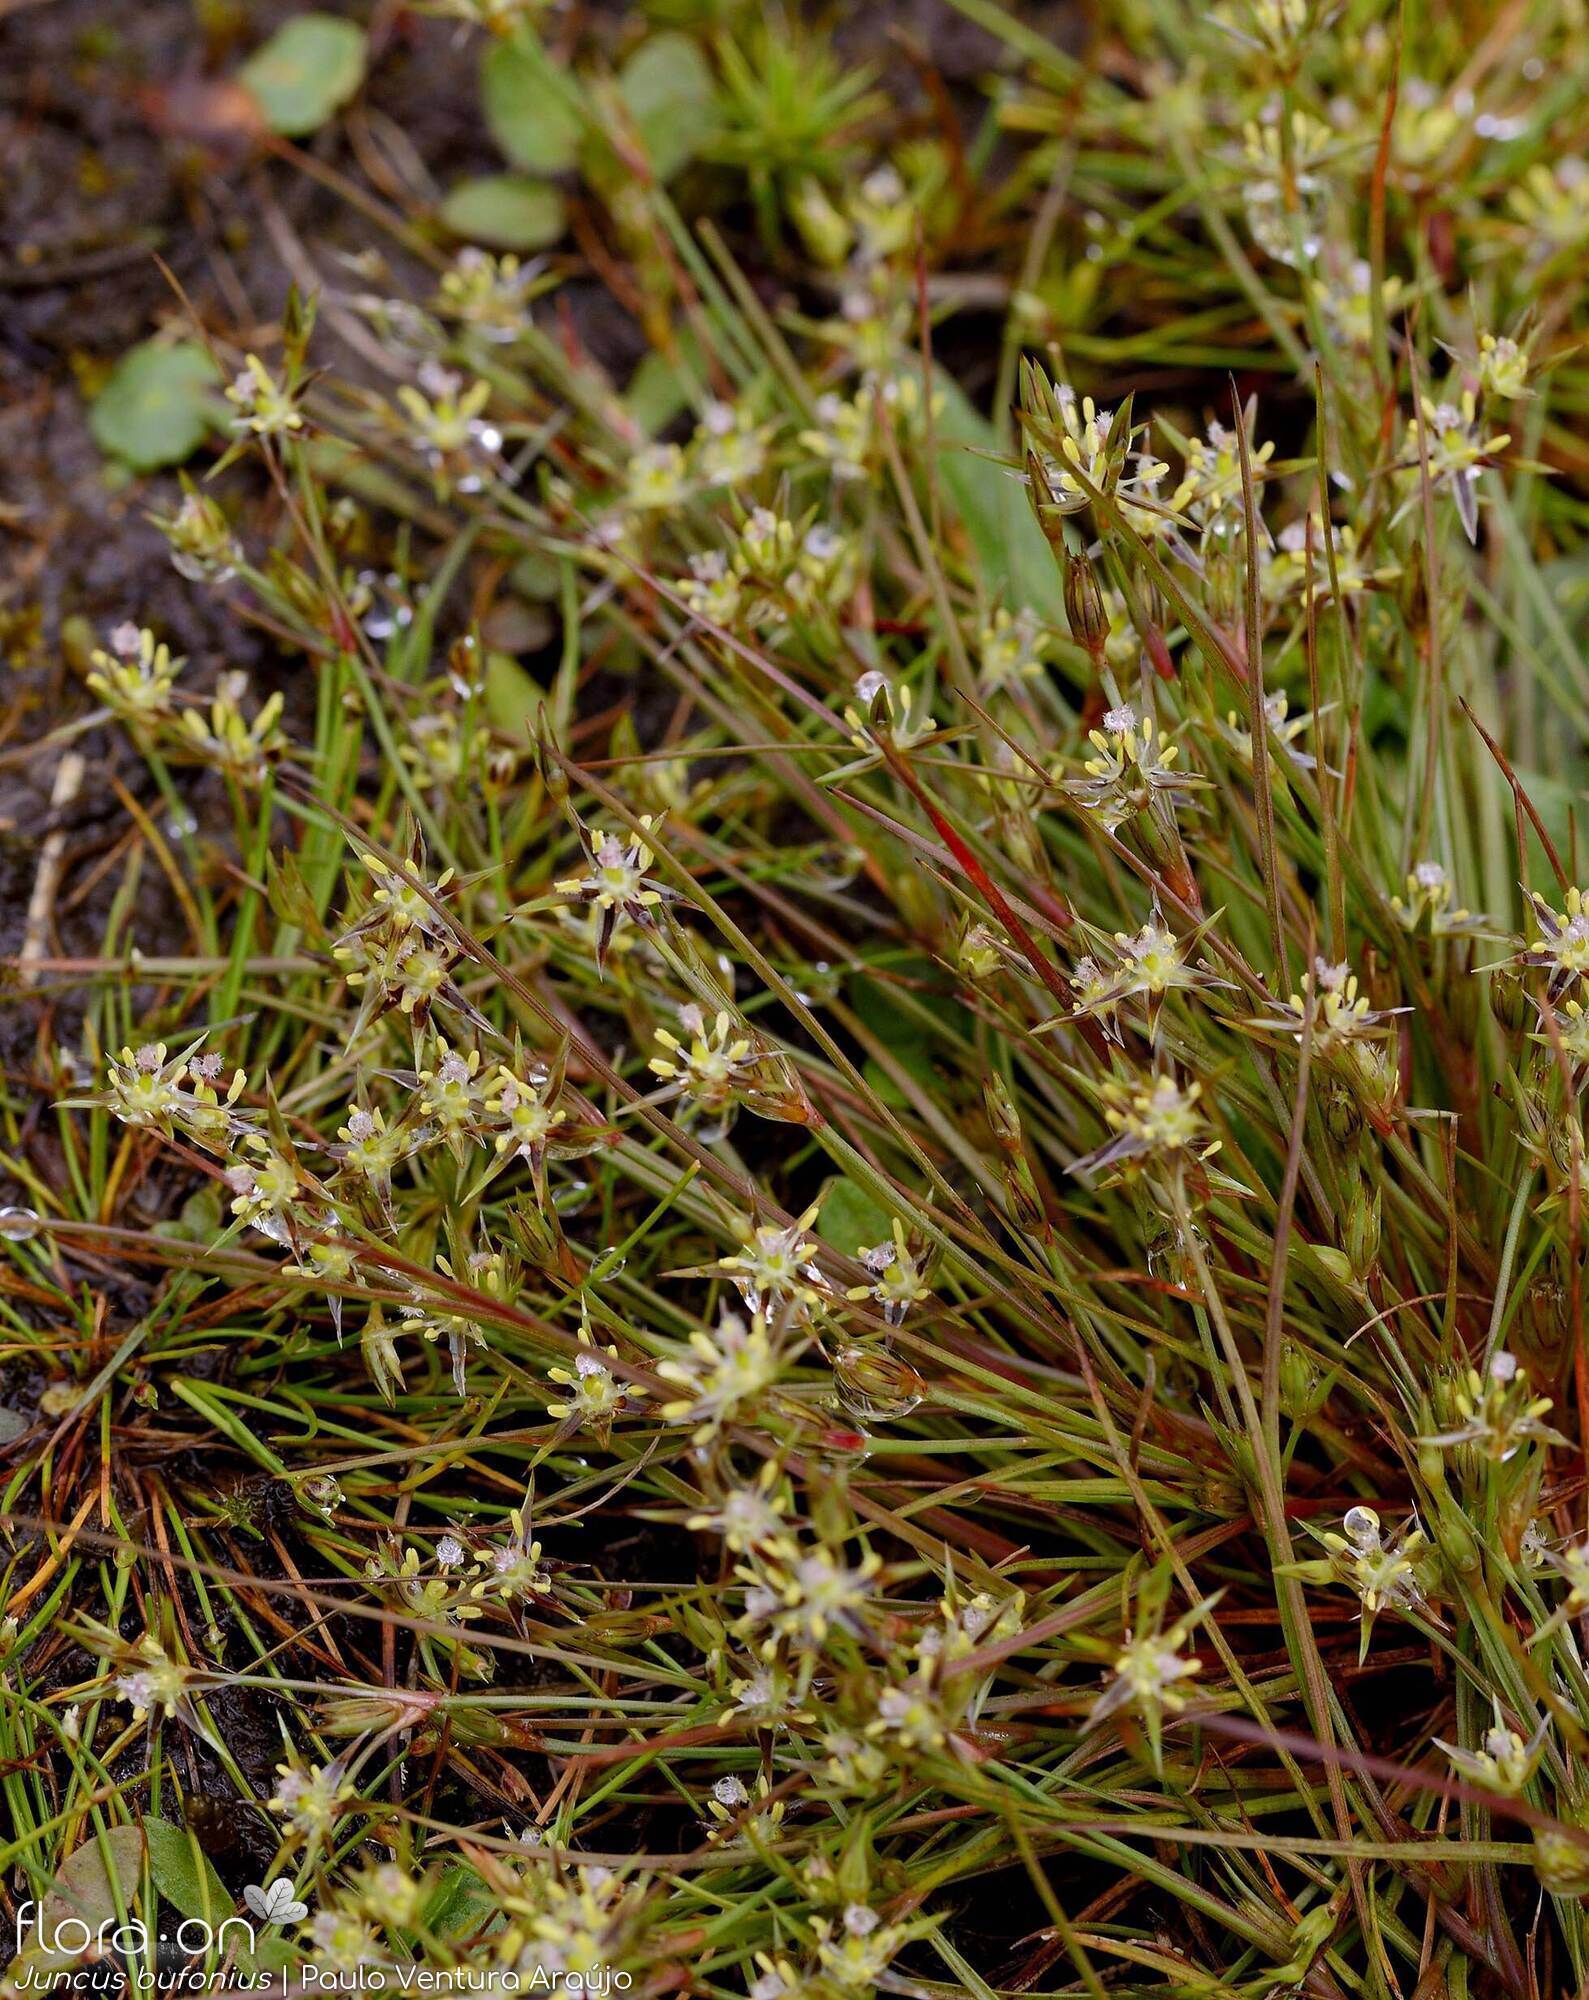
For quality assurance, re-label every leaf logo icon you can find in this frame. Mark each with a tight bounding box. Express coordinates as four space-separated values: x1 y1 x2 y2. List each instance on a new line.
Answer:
243 1878 309 1925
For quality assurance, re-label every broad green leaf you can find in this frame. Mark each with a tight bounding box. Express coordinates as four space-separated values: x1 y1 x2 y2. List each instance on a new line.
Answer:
425 1861 499 1940
143 1817 232 1924
440 175 567 252
818 1178 893 1257
616 32 716 181
626 326 707 436
89 342 219 472
237 14 367 136
1510 762 1576 879
627 351 691 438
256 1936 295 1974
509 550 562 600
847 958 972 1105
6 1826 148 1988
152 1183 224 1244
45 1824 145 1931
861 1058 909 1106
482 31 582 174
485 650 540 735
933 374 1064 621
848 956 971 1052
853 1019 932 1103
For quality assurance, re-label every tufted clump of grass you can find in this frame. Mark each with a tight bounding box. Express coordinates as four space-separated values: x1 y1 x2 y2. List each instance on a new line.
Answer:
10 0 1589 1994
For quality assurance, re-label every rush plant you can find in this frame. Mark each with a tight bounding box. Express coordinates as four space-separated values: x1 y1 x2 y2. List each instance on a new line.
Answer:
6 1 1589 1995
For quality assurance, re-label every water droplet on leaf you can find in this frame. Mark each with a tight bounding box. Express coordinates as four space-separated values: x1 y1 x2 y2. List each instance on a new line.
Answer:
831 1343 924 1423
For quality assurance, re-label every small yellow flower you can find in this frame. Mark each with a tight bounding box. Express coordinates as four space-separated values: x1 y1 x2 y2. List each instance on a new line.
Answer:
270 1754 352 1839
87 625 183 726
227 354 303 437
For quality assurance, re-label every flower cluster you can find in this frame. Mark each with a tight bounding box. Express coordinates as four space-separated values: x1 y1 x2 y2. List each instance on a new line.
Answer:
1317 1507 1432 1655
649 1002 810 1136
1072 1071 1221 1182
1063 705 1203 833
88 1039 251 1151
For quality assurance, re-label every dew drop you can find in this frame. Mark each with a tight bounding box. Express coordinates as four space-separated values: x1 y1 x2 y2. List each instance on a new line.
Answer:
831 1343 925 1423
1342 1504 1381 1549
0 1206 41 1242
294 1471 343 1519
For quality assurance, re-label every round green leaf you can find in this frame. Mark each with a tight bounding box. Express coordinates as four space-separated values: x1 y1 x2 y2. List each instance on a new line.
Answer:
482 32 581 174
440 174 566 251
616 31 716 181
237 13 367 136
88 341 220 472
